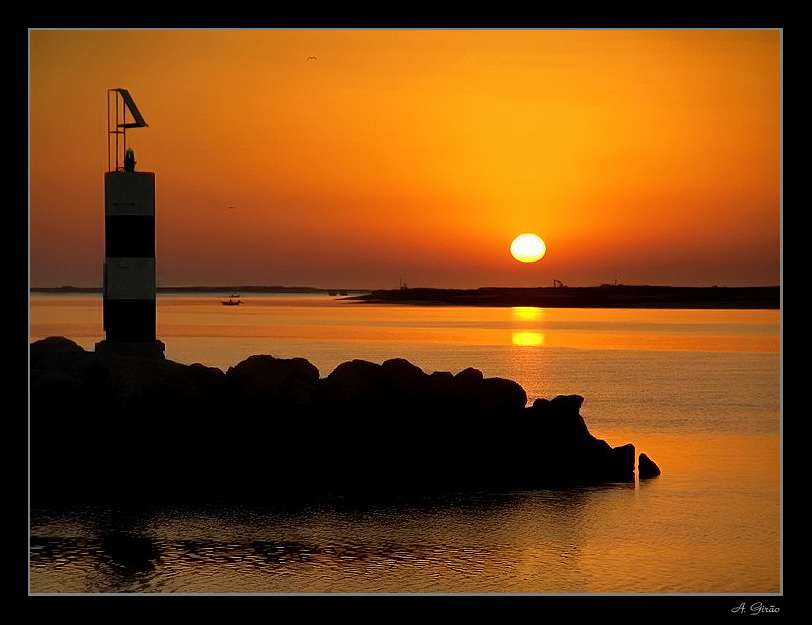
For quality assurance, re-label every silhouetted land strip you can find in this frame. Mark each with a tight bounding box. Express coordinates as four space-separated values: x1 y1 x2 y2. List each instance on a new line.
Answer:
351 285 780 309
30 336 660 508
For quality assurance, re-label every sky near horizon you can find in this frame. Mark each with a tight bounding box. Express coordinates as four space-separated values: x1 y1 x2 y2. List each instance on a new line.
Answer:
29 29 781 289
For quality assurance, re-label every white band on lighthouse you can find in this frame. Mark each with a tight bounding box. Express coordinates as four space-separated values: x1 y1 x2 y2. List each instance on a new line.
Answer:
105 258 155 299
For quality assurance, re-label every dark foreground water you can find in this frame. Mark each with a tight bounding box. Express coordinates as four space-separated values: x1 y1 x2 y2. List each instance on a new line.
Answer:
29 476 777 595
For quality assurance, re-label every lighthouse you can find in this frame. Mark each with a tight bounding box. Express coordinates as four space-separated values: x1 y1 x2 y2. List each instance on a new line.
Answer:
96 89 164 358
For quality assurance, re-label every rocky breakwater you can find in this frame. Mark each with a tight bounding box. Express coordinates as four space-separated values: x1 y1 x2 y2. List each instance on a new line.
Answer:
29 336 660 506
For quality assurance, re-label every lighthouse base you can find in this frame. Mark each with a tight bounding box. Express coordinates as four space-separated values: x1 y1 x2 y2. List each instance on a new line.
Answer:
95 339 166 361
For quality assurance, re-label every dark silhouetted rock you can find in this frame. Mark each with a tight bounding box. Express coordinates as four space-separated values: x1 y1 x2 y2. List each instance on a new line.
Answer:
531 395 591 441
30 335 90 369
29 336 647 505
451 367 484 403
380 357 432 404
226 354 320 407
480 377 527 412
322 358 386 406
638 453 662 478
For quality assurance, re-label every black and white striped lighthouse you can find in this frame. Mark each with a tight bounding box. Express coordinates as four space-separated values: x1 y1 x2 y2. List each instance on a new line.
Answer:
97 89 164 358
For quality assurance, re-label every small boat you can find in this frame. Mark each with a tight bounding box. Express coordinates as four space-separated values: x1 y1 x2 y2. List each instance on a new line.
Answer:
222 297 243 306
328 290 338 296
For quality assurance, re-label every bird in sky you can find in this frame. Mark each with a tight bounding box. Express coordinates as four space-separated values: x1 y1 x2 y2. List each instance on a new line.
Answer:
307 56 317 61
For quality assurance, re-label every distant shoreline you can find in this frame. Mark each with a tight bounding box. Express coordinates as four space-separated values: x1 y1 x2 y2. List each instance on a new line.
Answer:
30 284 780 309
349 285 781 309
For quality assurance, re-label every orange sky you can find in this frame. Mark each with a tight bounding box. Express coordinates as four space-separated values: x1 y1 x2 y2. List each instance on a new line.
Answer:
29 29 781 289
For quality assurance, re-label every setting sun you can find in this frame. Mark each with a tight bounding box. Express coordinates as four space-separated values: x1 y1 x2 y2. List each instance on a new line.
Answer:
510 234 547 263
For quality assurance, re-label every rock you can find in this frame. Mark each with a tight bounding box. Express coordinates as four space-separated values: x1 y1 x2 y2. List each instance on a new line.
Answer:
322 359 386 406
30 338 103 436
638 453 661 478
28 336 655 504
428 370 454 389
522 395 636 485
480 377 527 412
226 354 319 407
380 357 432 404
451 367 484 402
381 357 425 379
530 395 591 442
30 337 98 392
455 366 484 383
605 442 636 482
30 335 88 368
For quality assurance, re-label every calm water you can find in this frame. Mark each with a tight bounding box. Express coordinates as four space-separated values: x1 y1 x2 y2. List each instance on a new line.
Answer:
28 293 781 594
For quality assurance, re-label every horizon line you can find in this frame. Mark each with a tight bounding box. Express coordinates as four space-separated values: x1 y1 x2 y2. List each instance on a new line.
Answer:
30 284 781 292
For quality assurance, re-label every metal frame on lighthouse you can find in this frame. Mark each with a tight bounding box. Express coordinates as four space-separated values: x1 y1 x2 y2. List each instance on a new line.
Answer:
98 89 163 357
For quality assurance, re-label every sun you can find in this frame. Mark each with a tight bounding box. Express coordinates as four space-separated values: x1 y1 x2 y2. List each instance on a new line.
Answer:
510 233 546 263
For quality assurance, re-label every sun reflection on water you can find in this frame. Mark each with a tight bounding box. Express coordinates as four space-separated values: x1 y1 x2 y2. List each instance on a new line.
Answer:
511 331 545 347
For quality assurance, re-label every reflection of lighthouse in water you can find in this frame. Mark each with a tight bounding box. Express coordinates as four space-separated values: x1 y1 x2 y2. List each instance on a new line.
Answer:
97 88 164 358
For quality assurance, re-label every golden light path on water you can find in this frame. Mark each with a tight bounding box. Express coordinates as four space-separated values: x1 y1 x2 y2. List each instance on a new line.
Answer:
29 295 780 362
